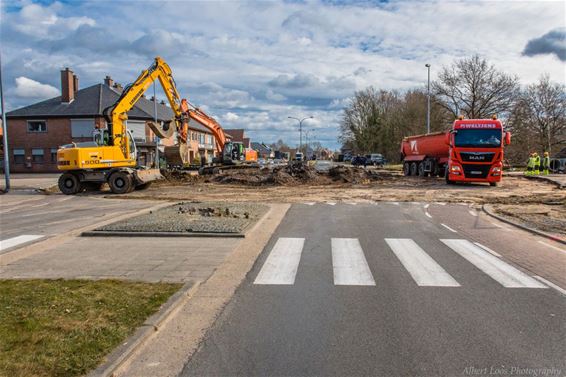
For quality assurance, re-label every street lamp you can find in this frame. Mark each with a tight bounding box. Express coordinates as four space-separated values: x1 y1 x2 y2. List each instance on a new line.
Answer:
0 52 10 192
288 116 313 154
425 63 431 134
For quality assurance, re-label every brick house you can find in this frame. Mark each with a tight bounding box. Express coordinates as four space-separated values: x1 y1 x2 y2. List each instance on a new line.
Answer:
223 129 251 149
5 68 221 172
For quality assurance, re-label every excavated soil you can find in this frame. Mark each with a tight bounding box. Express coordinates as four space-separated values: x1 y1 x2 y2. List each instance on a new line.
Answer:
491 203 566 236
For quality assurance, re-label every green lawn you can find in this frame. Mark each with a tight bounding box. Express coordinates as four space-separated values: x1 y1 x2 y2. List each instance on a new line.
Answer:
0 279 182 377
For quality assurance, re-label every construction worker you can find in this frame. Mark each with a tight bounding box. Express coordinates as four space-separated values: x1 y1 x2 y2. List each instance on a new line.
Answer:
526 153 535 176
533 152 541 175
542 151 551 175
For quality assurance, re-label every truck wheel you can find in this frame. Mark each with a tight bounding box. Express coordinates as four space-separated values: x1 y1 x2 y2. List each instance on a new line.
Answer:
489 182 498 187
418 163 426 177
445 168 454 185
403 163 411 176
410 162 418 176
108 171 133 194
58 173 82 195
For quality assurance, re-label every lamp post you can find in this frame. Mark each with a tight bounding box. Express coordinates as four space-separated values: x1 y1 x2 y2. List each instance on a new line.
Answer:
0 52 10 192
288 116 313 154
425 63 431 134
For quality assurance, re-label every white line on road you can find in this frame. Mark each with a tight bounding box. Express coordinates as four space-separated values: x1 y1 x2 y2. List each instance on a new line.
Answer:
441 224 458 233
326 202 337 206
425 212 432 219
303 202 315 206
0 235 44 251
254 238 305 285
473 242 501 258
391 202 399 205
30 202 50 208
533 276 566 296
423 204 430 209
385 238 460 287
537 241 566 255
468 210 478 217
441 239 547 288
332 238 375 286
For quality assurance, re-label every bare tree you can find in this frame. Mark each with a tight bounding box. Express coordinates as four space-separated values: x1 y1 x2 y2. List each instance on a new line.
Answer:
517 75 566 153
433 55 520 119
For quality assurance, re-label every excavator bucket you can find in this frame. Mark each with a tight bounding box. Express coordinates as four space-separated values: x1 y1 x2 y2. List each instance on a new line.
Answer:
147 120 175 139
164 144 189 166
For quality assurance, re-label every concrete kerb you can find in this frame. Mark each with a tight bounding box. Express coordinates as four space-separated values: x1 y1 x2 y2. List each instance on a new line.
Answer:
110 203 291 377
82 231 245 238
521 174 565 189
482 204 566 246
0 201 171 266
87 281 201 377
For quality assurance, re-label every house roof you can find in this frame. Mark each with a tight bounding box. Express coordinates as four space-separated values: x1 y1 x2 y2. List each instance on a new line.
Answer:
223 128 245 141
6 83 174 122
251 142 271 153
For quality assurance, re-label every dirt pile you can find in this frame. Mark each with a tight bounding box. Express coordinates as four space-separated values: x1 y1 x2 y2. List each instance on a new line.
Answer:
328 165 384 184
211 162 326 186
160 170 203 184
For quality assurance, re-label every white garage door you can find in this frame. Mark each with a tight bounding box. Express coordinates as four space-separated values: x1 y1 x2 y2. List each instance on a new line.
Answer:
127 121 147 142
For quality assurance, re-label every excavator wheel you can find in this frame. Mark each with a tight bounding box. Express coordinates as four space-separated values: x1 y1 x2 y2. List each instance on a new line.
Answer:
58 173 83 195
108 171 134 194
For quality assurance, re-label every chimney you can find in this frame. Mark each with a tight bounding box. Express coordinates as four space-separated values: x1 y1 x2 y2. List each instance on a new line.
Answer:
61 67 74 103
113 83 123 92
104 75 114 87
73 74 79 94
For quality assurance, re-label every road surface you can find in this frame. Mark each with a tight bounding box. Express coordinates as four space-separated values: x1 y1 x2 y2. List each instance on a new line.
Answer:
181 202 565 377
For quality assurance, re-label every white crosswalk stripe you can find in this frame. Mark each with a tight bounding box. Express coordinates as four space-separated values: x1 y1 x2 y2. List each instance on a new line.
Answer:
0 235 44 251
385 238 460 287
441 239 547 288
254 238 305 285
332 238 375 286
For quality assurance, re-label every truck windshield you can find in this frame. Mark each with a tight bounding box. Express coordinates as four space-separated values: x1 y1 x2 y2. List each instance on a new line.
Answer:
454 129 502 148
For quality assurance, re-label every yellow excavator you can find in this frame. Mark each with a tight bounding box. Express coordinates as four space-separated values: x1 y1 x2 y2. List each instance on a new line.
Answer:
57 57 189 194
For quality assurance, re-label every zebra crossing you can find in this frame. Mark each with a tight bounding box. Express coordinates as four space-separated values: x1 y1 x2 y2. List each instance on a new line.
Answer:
0 235 44 252
254 236 548 289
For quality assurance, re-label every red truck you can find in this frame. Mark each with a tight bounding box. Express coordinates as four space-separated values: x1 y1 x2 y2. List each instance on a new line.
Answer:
400 117 511 186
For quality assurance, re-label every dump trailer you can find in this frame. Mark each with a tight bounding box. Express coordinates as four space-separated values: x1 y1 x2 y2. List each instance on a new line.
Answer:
400 116 511 186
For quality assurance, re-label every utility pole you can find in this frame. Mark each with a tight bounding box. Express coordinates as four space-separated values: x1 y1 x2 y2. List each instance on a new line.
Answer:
288 116 313 154
425 63 431 134
0 52 10 192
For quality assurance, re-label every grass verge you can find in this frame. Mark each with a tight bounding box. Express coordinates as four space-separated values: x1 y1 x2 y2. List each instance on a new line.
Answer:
0 279 182 377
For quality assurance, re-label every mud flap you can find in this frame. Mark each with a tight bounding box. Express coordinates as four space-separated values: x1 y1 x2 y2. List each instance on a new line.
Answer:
134 168 163 184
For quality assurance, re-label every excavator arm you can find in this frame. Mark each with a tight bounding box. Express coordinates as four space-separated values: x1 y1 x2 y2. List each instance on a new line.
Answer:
104 56 189 158
186 104 227 152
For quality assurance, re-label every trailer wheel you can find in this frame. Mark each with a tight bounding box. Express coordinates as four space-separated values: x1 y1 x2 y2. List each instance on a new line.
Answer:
108 171 133 194
403 163 411 176
58 173 83 195
410 162 418 176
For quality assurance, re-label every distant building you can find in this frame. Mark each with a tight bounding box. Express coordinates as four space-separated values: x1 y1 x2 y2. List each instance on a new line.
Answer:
5 69 219 172
251 142 272 159
223 129 251 148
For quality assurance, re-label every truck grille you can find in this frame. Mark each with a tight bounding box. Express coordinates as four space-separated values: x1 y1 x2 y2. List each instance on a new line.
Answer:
460 152 495 162
462 164 491 179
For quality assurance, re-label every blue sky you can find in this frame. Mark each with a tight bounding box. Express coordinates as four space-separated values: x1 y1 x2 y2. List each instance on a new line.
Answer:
1 0 565 149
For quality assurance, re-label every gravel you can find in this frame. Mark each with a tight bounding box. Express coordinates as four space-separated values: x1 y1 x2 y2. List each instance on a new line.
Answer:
97 202 268 234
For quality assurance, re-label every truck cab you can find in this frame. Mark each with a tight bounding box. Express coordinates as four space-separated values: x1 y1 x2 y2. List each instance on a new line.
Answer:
445 117 511 186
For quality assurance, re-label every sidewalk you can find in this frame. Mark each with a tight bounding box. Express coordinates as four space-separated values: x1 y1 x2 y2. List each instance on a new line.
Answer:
507 171 566 189
0 173 59 191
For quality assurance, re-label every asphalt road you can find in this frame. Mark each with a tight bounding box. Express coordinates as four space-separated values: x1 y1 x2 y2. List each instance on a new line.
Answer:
181 202 565 377
0 193 156 253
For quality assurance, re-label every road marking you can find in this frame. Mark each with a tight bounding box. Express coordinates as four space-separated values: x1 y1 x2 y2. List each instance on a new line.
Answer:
30 202 50 208
254 238 305 285
441 239 547 288
326 202 337 206
441 223 458 233
423 204 430 209
332 238 375 286
385 239 460 287
468 210 478 217
533 276 566 296
437 202 447 206
391 202 399 205
425 212 432 218
537 241 566 255
303 202 315 206
473 242 501 258
0 235 44 251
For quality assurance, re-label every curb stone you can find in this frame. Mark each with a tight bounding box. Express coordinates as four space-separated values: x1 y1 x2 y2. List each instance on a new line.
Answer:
81 231 245 238
482 204 566 246
87 281 201 377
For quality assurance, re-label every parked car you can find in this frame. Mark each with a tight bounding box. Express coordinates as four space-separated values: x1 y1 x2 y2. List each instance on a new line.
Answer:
366 153 386 166
343 153 353 162
351 156 367 167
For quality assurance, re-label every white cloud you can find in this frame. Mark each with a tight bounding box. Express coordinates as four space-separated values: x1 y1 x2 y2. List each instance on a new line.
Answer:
13 77 59 99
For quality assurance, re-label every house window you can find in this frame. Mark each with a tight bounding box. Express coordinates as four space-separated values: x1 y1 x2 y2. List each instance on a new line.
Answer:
13 148 25 164
28 121 47 133
51 148 58 163
71 119 95 139
32 148 44 163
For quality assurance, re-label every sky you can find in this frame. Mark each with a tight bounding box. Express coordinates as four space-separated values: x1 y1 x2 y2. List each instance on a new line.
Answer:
1 0 565 150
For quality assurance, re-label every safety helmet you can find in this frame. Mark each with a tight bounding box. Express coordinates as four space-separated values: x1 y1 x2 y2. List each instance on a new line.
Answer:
544 151 549 156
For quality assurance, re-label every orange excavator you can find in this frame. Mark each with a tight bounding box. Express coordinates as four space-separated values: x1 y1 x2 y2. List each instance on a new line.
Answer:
164 101 257 172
